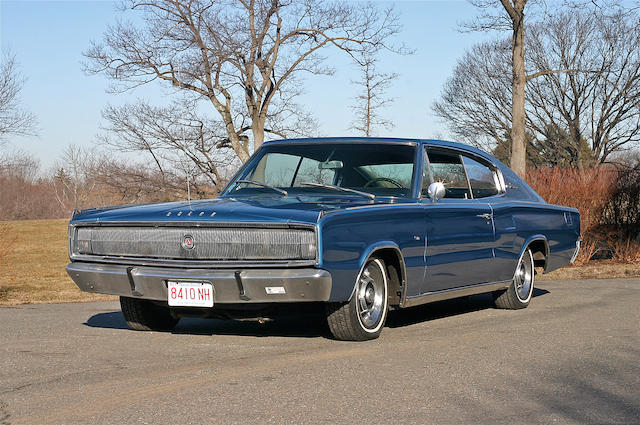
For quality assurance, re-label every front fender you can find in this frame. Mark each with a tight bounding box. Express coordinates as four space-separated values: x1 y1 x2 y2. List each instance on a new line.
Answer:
316 204 425 302
323 241 406 303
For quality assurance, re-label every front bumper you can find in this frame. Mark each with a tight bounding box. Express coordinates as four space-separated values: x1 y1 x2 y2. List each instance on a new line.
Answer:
66 262 332 304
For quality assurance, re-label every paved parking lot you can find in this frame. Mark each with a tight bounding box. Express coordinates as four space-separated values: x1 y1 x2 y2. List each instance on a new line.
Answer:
1 278 638 424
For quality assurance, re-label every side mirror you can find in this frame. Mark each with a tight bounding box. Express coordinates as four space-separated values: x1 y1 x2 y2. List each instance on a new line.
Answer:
427 182 446 203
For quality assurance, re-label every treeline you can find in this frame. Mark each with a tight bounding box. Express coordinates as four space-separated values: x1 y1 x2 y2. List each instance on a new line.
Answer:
0 148 223 221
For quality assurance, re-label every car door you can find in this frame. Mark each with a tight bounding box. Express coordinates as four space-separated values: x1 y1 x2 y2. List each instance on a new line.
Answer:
420 148 497 294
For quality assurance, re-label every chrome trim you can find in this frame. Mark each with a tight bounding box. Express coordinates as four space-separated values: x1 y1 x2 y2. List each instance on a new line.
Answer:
71 221 316 229
347 244 407 305
67 262 332 303
336 202 419 213
69 221 319 266
518 235 549 273
570 239 581 264
403 280 511 308
263 139 419 147
423 146 505 199
69 257 317 269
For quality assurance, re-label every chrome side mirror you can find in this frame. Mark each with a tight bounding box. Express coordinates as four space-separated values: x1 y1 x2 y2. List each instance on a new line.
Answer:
427 182 446 203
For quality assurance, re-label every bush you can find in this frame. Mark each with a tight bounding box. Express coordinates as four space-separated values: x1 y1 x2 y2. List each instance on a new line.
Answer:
603 162 640 239
527 165 640 264
526 166 616 235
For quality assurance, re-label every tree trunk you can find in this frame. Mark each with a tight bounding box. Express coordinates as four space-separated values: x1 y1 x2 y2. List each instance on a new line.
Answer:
252 117 266 154
510 8 527 177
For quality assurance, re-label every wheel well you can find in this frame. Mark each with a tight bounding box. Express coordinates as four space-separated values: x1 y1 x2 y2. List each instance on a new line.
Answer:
371 248 404 307
527 239 548 271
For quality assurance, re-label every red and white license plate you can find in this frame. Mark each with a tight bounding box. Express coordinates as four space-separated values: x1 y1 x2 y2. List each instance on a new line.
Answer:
167 281 214 307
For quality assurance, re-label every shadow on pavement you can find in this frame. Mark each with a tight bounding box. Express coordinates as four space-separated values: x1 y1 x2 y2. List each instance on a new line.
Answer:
84 286 551 337
85 312 129 330
387 286 550 328
173 316 329 338
84 310 329 338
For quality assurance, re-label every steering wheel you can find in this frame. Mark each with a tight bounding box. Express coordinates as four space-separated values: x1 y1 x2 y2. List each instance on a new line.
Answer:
363 177 404 188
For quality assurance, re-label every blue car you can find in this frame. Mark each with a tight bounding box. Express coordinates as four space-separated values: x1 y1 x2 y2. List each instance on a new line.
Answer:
67 138 581 340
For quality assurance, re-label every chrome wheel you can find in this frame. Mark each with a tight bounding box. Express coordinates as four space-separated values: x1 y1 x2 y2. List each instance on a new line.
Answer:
326 257 389 340
494 247 537 310
356 259 387 331
514 249 534 302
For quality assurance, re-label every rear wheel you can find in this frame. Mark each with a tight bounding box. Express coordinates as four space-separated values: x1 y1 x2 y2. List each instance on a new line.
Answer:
120 296 179 331
494 248 535 309
326 258 389 341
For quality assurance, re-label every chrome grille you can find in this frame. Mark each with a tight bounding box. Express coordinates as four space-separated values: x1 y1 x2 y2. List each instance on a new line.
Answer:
74 226 316 261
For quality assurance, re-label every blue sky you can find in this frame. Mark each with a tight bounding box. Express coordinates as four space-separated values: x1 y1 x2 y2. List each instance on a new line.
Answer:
1 0 493 169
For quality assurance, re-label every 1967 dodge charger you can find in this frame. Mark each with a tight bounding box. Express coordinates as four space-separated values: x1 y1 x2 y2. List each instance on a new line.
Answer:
67 138 581 340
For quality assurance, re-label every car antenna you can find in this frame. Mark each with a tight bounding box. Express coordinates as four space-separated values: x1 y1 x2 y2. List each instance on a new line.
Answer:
184 127 193 210
187 173 192 209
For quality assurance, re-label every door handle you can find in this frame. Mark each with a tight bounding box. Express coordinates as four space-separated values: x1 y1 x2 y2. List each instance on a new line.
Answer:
477 213 493 220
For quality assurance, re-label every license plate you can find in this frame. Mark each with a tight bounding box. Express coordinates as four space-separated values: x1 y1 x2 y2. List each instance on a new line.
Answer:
167 281 214 307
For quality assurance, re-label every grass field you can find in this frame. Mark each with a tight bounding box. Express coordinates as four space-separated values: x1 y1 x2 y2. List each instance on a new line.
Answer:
0 219 115 305
0 219 638 305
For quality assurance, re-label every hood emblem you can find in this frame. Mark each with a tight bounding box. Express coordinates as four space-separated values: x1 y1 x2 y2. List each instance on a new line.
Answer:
181 235 195 250
166 210 214 217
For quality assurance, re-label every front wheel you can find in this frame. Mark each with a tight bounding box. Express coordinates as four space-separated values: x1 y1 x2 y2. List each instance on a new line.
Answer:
494 248 535 309
120 296 179 331
326 258 389 341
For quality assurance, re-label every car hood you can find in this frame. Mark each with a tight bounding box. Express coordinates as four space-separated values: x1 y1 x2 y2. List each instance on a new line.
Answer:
71 195 409 226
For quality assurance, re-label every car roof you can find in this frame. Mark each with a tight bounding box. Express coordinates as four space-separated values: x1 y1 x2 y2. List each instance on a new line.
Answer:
262 137 495 162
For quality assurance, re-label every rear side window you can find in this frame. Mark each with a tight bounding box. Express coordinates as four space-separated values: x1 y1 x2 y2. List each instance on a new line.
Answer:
461 155 500 198
427 150 471 199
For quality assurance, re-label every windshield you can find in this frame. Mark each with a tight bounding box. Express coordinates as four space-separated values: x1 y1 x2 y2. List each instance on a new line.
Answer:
223 143 417 198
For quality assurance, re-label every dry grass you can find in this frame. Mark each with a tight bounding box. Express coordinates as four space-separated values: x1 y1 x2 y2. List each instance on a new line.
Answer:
538 261 640 281
0 219 115 305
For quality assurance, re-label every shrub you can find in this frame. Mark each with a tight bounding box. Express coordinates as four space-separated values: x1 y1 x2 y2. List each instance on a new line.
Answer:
527 165 640 264
526 166 617 235
603 162 640 240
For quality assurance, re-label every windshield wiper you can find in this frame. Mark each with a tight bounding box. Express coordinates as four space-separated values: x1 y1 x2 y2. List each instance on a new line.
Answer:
300 182 375 199
235 179 288 196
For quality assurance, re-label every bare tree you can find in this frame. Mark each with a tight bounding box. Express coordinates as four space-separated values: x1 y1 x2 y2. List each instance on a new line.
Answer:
92 159 214 203
435 9 640 166
52 145 100 210
464 1 609 174
0 53 37 144
526 11 640 163
99 99 237 188
84 0 404 162
433 39 512 153
464 0 531 176
0 149 39 181
349 50 398 136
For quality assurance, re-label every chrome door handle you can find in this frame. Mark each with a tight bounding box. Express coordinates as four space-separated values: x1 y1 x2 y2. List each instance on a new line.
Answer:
477 213 493 220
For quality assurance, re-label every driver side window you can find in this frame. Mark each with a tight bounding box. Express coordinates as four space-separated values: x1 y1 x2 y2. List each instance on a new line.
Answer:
426 150 471 199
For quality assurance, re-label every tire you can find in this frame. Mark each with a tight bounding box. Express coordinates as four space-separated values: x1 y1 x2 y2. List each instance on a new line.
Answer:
494 248 535 310
326 258 389 341
120 296 179 331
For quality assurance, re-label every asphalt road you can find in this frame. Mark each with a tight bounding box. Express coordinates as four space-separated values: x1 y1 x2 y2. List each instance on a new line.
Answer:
1 278 638 425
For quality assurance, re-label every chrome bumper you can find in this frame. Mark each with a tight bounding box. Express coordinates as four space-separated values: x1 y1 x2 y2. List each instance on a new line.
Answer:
66 262 332 304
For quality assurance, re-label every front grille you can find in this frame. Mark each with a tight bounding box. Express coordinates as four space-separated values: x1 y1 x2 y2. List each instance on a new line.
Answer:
73 226 317 261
